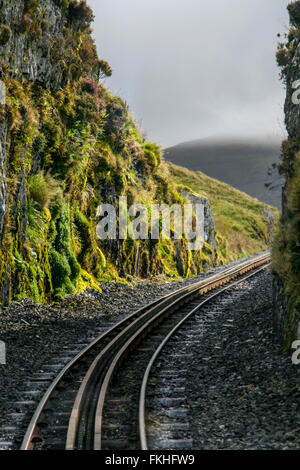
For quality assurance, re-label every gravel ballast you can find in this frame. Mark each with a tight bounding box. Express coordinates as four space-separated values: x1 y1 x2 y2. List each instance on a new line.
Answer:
0 258 239 449
1 252 296 450
186 270 300 450
0 278 192 448
143 269 299 451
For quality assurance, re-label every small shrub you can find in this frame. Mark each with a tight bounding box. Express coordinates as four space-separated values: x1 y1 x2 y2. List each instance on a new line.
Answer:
143 142 162 171
68 1 94 27
104 98 129 150
98 59 112 80
0 25 11 46
32 134 47 156
68 251 81 281
75 92 102 124
81 77 99 96
28 171 57 210
24 0 40 14
78 35 98 64
49 249 71 287
276 47 290 67
123 139 144 160
288 1 300 27
42 120 61 150
75 209 90 229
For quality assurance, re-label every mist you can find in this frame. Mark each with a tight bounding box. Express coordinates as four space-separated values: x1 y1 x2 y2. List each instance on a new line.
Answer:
88 0 290 147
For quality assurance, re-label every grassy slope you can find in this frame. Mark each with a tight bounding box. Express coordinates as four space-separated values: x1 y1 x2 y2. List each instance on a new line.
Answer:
168 162 278 261
165 138 283 208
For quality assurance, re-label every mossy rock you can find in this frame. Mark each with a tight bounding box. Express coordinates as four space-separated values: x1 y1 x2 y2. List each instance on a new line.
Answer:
0 25 11 46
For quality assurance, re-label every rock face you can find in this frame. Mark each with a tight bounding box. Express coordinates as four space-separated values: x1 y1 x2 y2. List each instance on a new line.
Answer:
0 0 73 305
284 41 300 140
0 0 67 89
0 0 224 306
180 190 216 258
0 1 274 307
0 0 70 234
272 275 289 343
0 115 7 236
262 207 275 244
273 2 300 348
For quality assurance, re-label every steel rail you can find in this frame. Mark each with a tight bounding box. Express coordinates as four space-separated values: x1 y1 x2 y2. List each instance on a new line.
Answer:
91 253 270 450
21 276 204 450
21 252 270 450
138 262 270 450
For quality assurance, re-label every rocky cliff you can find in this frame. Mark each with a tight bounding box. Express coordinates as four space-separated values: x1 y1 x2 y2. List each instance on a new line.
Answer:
0 0 220 305
273 1 300 349
0 0 273 306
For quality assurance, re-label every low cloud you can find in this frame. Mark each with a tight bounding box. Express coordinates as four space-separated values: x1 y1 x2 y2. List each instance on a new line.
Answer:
88 0 290 147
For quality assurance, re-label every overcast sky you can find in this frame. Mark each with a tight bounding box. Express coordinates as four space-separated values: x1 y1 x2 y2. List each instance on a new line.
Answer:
88 0 290 148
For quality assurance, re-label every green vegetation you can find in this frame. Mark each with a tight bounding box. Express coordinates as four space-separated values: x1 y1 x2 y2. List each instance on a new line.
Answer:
276 46 290 68
272 152 300 349
272 1 300 349
0 25 11 45
0 0 277 306
287 1 300 27
168 163 277 262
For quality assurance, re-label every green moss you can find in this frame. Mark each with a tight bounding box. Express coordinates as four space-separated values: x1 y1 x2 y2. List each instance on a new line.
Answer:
28 171 57 210
276 47 290 68
271 7 300 347
143 142 161 171
287 1 300 27
49 249 71 286
68 1 94 28
24 0 40 15
46 196 80 296
272 154 300 348
0 25 11 45
0 0 274 308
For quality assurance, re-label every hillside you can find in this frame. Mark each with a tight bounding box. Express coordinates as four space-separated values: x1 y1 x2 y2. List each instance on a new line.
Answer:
165 137 284 208
168 162 277 261
0 0 276 306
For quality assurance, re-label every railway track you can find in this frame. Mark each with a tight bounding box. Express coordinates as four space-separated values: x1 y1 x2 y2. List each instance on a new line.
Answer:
21 252 270 451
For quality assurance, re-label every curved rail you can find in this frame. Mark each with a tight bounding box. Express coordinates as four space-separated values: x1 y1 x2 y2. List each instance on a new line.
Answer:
67 253 270 450
21 277 209 450
21 252 270 450
138 263 270 449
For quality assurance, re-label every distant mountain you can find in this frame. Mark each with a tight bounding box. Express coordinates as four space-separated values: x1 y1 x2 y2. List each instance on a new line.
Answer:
164 136 284 208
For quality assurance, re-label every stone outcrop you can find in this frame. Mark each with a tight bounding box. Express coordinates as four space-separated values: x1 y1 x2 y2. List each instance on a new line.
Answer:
273 2 300 348
0 0 67 89
180 190 216 259
0 0 222 305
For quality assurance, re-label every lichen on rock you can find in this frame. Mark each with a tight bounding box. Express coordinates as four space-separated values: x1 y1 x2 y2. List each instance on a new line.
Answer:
273 1 300 349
